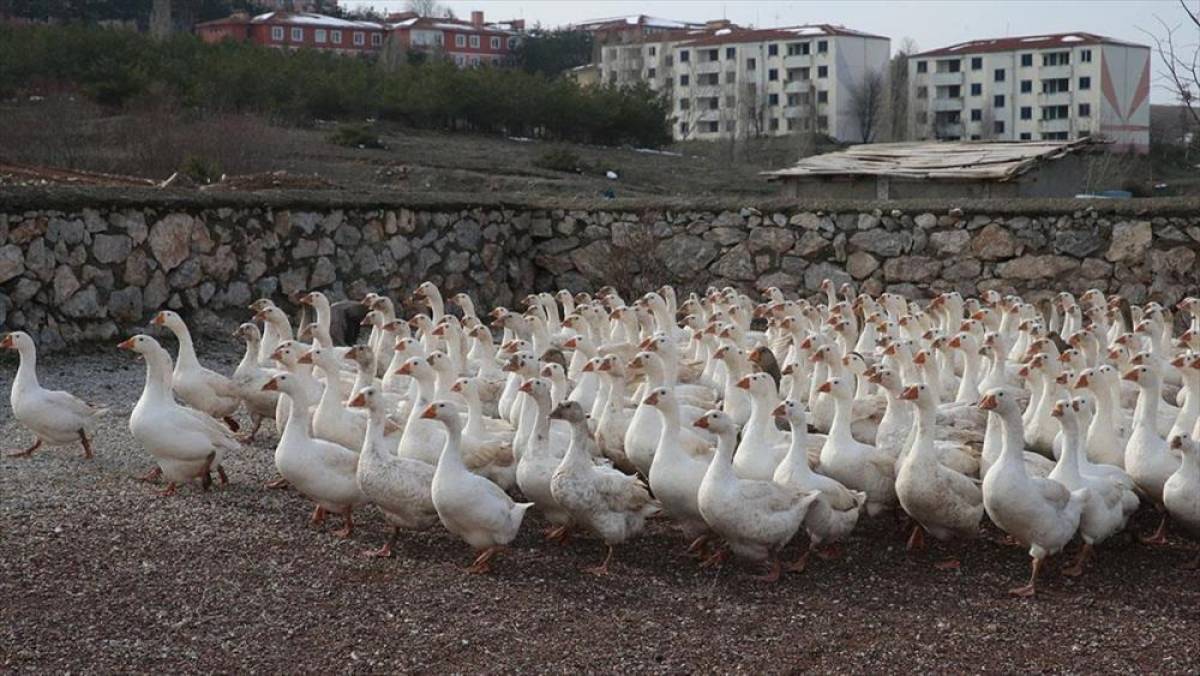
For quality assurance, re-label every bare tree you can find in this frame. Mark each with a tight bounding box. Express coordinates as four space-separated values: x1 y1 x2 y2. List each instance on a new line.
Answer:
406 0 450 18
847 68 886 143
1144 2 1200 127
885 38 917 141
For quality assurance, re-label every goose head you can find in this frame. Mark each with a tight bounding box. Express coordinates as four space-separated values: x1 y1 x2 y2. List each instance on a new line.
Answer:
693 408 736 435
501 352 538 378
1 331 34 352
270 341 304 368
298 291 330 313
150 310 186 332
817 377 853 400
517 377 552 405
248 298 276 313
344 345 375 370
977 386 1022 415
117 333 164 357
261 372 297 393
233 322 262 344
736 372 777 399
419 400 462 428
395 356 434 382
1170 432 1197 456
899 382 937 410
347 386 386 415
549 400 587 424
771 399 807 429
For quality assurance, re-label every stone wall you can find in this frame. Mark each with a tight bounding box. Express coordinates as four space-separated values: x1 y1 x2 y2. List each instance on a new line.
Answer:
1 187 1199 349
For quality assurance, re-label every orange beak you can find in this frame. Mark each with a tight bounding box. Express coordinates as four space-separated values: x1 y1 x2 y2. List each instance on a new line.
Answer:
432 325 446 336
360 316 374 327
262 378 280 392
297 351 314 365
1051 402 1065 418
693 415 709 429
913 352 927 366
420 404 437 419
1075 374 1090 388
598 360 613 372
116 337 135 350
736 376 752 390
451 381 463 393
253 310 269 322
978 394 998 410
900 386 919 401
1018 365 1030 378
1122 369 1139 383
563 337 578 349
348 392 367 408
771 403 787 417
582 361 595 373
299 293 314 305
644 392 660 406
1171 435 1185 450
396 363 413 376
948 337 961 348
638 337 652 349
818 381 832 394
1171 355 1186 368
518 380 533 394
781 364 795 376
151 312 166 326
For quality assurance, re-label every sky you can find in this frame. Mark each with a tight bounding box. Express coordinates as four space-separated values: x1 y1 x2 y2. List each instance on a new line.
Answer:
343 0 1196 103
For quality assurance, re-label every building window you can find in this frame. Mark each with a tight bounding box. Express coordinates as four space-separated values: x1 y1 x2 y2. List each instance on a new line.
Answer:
787 67 810 81
679 49 689 62
916 60 927 73
817 115 828 130
726 47 736 59
817 90 828 103
315 29 327 43
1042 105 1069 120
1081 49 1092 63
470 55 480 66
817 65 828 78
331 30 342 44
970 109 982 121
291 27 303 41
768 44 778 56
1043 51 1070 66
1078 76 1091 90
271 26 284 41
994 94 1005 108
769 117 779 131
469 35 480 48
994 120 1005 134
724 95 735 108
706 97 718 110
768 68 778 81
746 58 756 71
353 32 365 46
787 42 810 56
705 121 719 133
970 83 981 96
456 34 466 48
817 40 828 53
1020 106 1032 120
1079 103 1091 117
491 36 501 49
994 68 1005 82
679 74 689 86
1019 132 1032 140
678 98 690 110
937 59 961 73
371 33 382 46
1042 78 1070 93
786 93 800 106
916 86 928 99
1021 53 1033 67
1020 79 1032 93
971 56 982 70
725 71 736 84
768 93 779 106
725 120 735 132
648 46 656 56
648 68 656 78
680 122 689 135
703 48 718 61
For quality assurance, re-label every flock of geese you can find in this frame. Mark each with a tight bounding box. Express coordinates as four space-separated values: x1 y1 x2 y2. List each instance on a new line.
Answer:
4 280 1200 596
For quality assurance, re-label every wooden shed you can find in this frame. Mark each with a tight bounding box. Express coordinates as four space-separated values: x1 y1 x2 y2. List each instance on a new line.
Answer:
764 139 1099 200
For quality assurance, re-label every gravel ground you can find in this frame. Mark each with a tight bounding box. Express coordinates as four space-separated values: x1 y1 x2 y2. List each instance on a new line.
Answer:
3 344 1199 674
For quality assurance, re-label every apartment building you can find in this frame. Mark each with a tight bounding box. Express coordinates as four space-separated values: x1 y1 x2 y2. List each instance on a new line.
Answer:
908 32 1150 152
387 11 523 68
597 24 891 142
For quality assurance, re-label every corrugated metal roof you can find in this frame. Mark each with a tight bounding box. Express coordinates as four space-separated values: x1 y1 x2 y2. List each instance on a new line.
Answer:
678 24 887 47
763 139 1097 182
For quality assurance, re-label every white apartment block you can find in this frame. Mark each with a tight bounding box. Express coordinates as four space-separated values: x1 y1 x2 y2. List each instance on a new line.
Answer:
597 24 891 143
908 33 1150 153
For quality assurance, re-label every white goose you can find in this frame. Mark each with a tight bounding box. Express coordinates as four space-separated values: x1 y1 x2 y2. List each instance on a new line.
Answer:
231 323 280 442
817 376 896 516
3 331 108 459
120 335 239 496
152 311 242 431
1122 363 1181 545
1164 434 1200 570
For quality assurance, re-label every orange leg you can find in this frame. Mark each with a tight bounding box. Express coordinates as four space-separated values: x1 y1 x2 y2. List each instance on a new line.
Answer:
465 546 504 574
815 543 844 560
310 505 327 526
217 465 229 485
78 431 94 459
331 507 354 539
751 557 782 583
544 525 572 544
1061 543 1092 577
238 416 263 443
1140 513 1169 546
364 528 400 558
686 534 711 558
906 524 927 552
786 546 812 574
934 558 961 571
265 476 289 490
1008 556 1043 597
583 545 614 576
6 439 42 458
699 546 730 569
159 482 178 497
136 466 163 483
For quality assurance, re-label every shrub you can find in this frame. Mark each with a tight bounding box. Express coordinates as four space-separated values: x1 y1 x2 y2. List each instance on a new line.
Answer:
328 123 385 149
179 155 222 184
533 147 583 173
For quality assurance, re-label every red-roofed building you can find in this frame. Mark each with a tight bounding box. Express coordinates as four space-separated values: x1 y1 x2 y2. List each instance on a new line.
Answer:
594 22 891 143
386 10 523 68
908 32 1150 153
195 11 386 54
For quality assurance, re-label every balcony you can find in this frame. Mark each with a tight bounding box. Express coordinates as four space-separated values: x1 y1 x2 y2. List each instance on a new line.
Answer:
692 59 722 74
784 79 811 93
1038 117 1071 132
931 71 965 86
931 97 965 112
1038 64 1072 79
1037 91 1072 105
